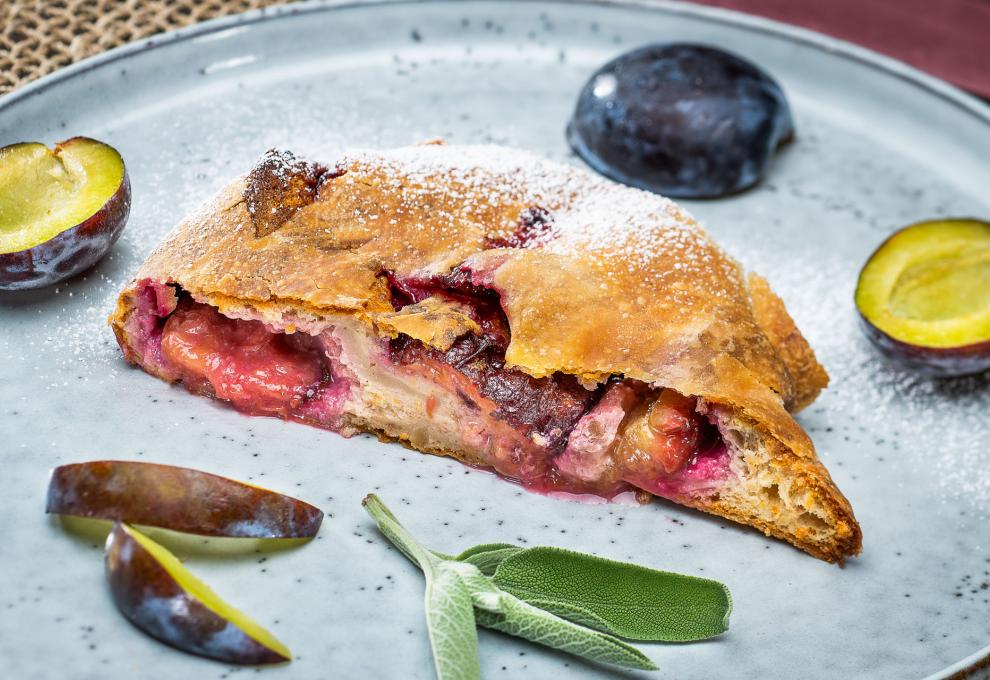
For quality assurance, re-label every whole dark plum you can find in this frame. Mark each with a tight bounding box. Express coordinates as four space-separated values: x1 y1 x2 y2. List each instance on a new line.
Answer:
567 44 794 198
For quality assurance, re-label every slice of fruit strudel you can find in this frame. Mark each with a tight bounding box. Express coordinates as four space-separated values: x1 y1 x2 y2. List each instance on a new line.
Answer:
111 144 861 562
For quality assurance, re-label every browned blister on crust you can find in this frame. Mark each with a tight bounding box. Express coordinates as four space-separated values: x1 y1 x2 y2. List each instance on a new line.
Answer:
112 144 860 562
244 149 333 238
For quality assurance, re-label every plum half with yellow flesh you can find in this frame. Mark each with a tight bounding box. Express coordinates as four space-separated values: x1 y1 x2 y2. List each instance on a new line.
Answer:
46 460 323 538
105 522 291 664
0 137 130 290
855 218 990 377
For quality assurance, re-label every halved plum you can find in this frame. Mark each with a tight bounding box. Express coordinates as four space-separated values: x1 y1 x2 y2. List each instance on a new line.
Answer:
855 218 990 377
0 137 130 290
46 460 324 538
105 522 291 665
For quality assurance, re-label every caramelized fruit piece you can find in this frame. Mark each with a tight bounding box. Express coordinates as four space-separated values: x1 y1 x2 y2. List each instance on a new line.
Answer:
106 522 290 664
855 219 990 377
618 389 701 480
46 461 323 538
567 44 793 198
0 137 130 289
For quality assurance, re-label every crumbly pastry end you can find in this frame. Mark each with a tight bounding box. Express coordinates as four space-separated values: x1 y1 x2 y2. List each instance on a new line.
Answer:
110 144 860 562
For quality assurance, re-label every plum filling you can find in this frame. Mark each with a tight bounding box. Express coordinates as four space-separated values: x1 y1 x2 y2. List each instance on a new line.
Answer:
126 278 731 501
385 271 731 497
608 388 728 498
484 206 556 249
161 300 330 416
387 271 599 454
131 286 351 428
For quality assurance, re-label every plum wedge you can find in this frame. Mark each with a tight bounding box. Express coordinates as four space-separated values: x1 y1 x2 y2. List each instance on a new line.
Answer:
0 137 130 290
46 461 323 538
855 218 990 376
106 522 291 665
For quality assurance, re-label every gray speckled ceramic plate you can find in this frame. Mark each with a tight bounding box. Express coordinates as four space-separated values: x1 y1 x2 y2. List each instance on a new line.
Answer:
2 1 989 678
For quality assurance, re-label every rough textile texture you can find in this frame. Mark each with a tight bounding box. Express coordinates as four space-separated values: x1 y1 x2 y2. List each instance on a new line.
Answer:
0 0 289 94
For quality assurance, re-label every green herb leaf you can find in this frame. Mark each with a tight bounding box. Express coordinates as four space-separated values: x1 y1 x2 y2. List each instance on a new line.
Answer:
364 497 733 676
455 543 519 561
362 495 480 680
493 546 731 641
475 591 659 671
449 557 658 671
520 598 614 631
426 563 482 680
454 543 524 576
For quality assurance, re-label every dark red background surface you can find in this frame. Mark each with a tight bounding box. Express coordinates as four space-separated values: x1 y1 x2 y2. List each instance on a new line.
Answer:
692 0 990 99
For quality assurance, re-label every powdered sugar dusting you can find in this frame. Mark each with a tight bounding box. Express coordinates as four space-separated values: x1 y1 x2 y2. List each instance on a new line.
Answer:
340 143 717 275
733 243 990 513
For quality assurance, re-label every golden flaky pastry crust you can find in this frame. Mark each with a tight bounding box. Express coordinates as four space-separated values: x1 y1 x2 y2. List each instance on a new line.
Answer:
112 144 860 562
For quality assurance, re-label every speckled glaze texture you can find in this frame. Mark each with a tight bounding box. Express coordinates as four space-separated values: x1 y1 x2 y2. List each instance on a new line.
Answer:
1 2 988 679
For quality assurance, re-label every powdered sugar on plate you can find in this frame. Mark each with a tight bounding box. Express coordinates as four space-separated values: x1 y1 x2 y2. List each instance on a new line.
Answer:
731 241 990 513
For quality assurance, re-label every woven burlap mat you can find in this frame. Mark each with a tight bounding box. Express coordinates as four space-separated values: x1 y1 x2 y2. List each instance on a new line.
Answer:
1 0 292 94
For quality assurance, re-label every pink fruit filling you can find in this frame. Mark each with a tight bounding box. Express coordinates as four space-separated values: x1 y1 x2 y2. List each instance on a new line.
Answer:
162 301 327 415
124 278 732 501
386 269 731 498
125 281 351 429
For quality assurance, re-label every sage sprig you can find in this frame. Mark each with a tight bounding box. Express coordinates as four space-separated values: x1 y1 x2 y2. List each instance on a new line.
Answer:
443 542 731 642
362 495 658 677
362 496 481 679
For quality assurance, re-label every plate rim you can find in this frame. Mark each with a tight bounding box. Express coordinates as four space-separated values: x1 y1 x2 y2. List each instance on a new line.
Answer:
1 1 986 676
1 0 989 124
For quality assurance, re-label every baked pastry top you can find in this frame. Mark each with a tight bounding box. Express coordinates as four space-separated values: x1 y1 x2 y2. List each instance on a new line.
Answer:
112 143 859 562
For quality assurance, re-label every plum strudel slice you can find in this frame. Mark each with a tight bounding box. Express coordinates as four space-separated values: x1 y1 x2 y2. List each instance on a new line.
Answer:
111 144 861 562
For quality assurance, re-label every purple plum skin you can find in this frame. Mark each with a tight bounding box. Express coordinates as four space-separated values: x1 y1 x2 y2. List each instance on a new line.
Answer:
46 460 324 539
567 43 794 199
858 314 990 378
105 523 288 665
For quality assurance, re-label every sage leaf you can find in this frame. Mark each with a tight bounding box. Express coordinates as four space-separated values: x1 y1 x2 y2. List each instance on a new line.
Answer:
426 563 483 680
474 591 659 671
445 560 506 613
362 495 480 680
521 598 614 632
446 558 657 671
493 546 731 641
454 543 524 576
364 496 702 676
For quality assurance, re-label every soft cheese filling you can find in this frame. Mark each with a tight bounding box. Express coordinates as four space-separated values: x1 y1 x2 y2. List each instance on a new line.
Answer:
128 279 732 501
